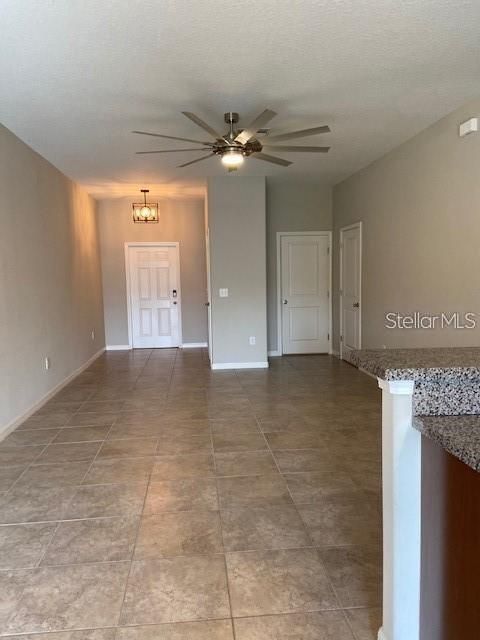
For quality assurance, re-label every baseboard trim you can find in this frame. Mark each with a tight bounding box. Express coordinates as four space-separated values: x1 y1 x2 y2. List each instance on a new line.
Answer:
105 345 132 351
181 342 208 348
330 349 340 358
211 361 269 370
0 347 106 442
268 350 281 357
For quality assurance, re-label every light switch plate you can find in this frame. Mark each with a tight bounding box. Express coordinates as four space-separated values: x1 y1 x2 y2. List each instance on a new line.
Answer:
219 288 229 298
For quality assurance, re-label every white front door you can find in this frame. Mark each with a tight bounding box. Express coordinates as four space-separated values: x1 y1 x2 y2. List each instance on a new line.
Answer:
340 223 362 359
127 244 181 348
280 234 330 354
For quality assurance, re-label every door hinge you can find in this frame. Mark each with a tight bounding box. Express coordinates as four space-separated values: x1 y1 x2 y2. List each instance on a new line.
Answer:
327 246 330 255
327 333 330 341
340 335 343 342
327 290 330 298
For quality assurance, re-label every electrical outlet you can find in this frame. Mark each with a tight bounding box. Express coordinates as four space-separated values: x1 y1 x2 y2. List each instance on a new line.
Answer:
249 336 256 346
91 329 95 341
219 288 229 298
44 356 50 370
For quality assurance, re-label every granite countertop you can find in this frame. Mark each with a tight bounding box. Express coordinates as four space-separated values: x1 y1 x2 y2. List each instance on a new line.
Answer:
350 347 480 381
414 415 480 472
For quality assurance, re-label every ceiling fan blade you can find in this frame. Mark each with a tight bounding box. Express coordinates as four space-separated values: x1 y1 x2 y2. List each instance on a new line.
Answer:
266 125 330 142
235 109 278 145
136 148 211 154
181 112 223 140
252 152 292 167
262 145 330 153
178 153 215 168
132 130 213 146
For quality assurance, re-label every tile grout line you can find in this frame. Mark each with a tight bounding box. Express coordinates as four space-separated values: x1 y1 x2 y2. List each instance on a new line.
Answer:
114 347 176 629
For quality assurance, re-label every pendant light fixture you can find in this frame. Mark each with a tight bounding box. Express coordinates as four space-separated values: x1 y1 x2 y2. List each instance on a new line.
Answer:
132 189 159 223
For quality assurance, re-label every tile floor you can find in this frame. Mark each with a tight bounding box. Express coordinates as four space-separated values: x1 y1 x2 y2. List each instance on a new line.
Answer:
0 348 382 640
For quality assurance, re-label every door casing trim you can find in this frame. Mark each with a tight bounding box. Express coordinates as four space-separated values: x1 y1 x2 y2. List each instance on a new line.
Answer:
276 231 332 356
124 241 182 349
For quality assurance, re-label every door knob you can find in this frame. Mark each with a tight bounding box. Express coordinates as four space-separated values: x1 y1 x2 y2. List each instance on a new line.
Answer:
283 299 288 305
353 302 359 308
173 301 177 305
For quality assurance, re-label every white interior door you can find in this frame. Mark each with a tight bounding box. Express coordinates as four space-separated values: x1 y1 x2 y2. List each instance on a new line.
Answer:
205 227 213 362
340 223 362 359
280 234 330 354
127 244 181 348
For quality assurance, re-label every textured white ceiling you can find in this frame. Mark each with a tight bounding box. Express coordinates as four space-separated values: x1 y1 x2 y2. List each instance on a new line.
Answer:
1 0 479 198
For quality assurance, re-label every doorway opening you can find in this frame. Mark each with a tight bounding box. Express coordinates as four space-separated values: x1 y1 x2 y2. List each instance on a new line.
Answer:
339 222 362 360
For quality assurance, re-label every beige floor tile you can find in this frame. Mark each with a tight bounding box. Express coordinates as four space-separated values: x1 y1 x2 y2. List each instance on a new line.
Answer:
264 432 325 450
41 516 139 565
215 451 278 476
0 569 35 627
0 523 57 569
144 478 218 513
159 420 211 437
0 629 116 640
121 556 230 624
0 465 28 492
97 437 158 459
18 414 71 430
0 351 383 635
3 429 59 446
36 442 101 463
212 432 267 453
221 505 311 551
82 457 154 485
116 621 233 640
156 433 212 455
298 495 381 547
319 546 382 608
209 418 260 435
106 423 161 439
66 412 118 427
226 548 339 616
217 475 292 508
0 446 45 466
345 607 382 640
284 472 358 503
0 486 77 524
272 448 342 473
134 511 223 558
3 562 130 634
64 483 147 519
234 611 355 639
259 417 314 433
151 453 215 480
80 400 126 412
15 462 91 488
52 425 110 443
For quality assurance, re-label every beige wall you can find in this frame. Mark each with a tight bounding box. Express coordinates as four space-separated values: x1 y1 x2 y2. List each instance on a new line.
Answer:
332 98 480 352
98 197 207 346
207 176 267 365
266 177 332 352
0 124 105 434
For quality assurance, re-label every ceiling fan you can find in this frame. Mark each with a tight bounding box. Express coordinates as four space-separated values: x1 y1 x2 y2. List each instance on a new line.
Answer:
133 110 330 171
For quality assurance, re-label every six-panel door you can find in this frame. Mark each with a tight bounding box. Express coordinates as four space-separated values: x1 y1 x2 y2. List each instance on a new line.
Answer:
128 245 181 348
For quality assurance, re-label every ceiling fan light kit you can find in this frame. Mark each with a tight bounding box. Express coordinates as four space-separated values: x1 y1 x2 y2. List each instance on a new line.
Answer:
132 189 158 223
133 109 331 171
